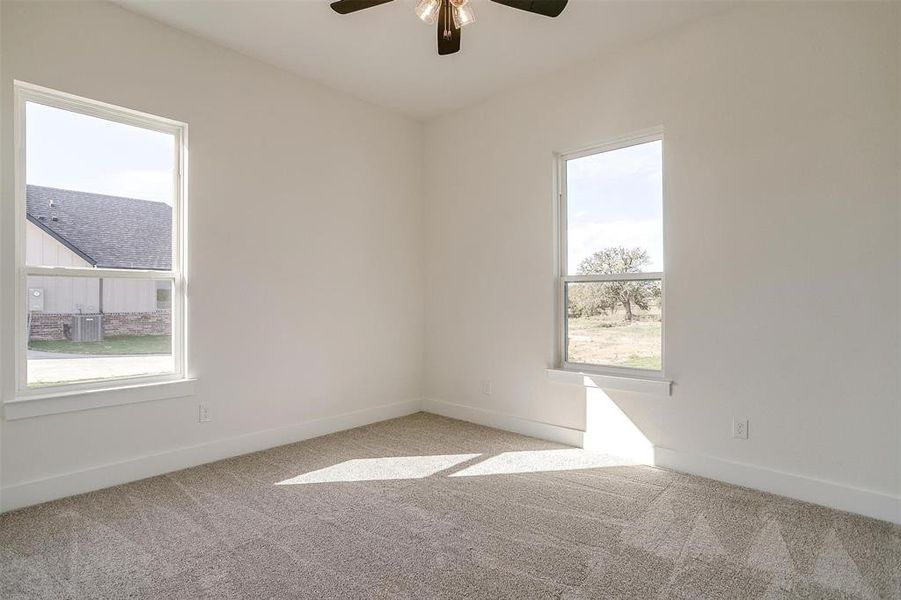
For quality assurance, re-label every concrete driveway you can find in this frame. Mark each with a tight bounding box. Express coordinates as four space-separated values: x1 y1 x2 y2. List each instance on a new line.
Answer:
27 351 173 385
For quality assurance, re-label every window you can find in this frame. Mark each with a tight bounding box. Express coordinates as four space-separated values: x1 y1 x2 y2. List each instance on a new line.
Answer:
14 82 187 394
557 130 663 375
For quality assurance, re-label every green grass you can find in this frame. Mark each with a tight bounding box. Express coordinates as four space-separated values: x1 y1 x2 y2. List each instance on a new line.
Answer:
29 335 171 356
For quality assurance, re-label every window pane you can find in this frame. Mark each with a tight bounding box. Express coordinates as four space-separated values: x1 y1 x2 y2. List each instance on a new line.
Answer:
25 102 175 270
566 140 662 275
566 280 662 370
26 276 174 386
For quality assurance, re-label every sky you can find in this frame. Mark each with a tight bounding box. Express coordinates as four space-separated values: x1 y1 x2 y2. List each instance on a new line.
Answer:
566 140 663 274
26 102 176 205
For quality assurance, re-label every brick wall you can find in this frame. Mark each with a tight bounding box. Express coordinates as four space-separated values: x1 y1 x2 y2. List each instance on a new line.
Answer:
28 311 171 341
29 313 67 341
103 311 171 337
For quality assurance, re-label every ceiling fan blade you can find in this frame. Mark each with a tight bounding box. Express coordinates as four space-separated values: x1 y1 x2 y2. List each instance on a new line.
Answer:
330 0 394 15
437 0 461 55
489 0 567 18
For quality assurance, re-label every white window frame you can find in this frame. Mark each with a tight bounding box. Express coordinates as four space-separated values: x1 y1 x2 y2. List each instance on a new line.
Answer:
12 81 189 399
555 127 665 379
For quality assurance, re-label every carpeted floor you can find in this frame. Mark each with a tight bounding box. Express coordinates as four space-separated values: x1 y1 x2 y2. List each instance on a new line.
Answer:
1 412 898 599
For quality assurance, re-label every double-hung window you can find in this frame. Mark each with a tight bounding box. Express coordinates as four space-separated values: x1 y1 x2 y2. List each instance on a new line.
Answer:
557 130 664 375
14 82 187 395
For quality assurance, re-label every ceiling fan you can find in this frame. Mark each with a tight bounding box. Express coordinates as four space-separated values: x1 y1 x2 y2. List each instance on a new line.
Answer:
330 0 568 56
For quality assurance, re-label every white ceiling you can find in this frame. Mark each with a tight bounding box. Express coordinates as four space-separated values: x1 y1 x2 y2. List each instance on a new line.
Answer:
118 0 729 120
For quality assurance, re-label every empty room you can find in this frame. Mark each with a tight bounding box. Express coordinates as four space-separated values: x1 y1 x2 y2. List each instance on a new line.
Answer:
0 0 899 598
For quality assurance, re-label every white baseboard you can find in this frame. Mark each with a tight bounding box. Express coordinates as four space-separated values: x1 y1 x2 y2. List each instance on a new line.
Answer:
421 398 585 447
0 399 421 513
654 446 901 525
5 397 897 526
422 399 900 524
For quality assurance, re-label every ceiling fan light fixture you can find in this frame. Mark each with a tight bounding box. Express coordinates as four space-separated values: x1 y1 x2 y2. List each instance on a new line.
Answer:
452 2 476 28
415 0 441 24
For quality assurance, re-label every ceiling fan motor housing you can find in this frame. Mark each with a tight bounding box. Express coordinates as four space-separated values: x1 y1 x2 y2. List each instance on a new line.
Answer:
329 0 568 55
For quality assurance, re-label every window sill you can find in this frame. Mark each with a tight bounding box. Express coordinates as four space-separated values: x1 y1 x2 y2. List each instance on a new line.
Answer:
4 378 197 420
546 368 671 396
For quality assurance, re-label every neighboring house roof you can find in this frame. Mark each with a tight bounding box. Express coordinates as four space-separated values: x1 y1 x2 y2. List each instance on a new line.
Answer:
26 185 172 270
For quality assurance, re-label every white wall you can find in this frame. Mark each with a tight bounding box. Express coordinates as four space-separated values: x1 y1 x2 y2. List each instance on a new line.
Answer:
423 2 900 513
1 1 898 522
1 2 423 496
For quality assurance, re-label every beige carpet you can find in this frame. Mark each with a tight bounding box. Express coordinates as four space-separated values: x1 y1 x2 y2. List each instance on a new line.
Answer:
1 412 898 599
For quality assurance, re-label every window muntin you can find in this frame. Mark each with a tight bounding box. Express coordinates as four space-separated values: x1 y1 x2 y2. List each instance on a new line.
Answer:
16 83 186 393
558 134 663 374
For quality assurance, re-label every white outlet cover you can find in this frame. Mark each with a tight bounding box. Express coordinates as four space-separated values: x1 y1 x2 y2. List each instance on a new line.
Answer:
732 418 748 439
480 381 492 396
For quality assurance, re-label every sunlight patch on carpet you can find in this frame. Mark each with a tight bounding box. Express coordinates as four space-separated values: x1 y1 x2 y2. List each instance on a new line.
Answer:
276 454 481 485
448 448 636 477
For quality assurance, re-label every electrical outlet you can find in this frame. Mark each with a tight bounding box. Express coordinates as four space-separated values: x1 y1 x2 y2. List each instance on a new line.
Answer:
732 417 748 440
198 404 212 423
480 380 492 396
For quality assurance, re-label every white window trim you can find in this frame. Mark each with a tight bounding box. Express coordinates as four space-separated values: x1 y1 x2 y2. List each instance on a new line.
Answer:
545 368 671 397
9 81 190 407
555 127 668 380
4 378 198 420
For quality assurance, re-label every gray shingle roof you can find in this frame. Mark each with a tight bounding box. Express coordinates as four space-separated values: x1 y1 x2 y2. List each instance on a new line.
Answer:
26 185 172 270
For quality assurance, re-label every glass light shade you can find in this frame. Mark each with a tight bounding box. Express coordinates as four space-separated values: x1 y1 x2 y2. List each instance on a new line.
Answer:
415 0 441 24
452 3 475 27
449 0 468 7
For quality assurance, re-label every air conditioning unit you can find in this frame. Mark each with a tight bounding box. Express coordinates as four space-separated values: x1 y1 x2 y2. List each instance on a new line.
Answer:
70 314 103 342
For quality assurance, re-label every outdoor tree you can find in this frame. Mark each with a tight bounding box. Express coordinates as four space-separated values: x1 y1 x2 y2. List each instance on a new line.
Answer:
570 246 660 321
